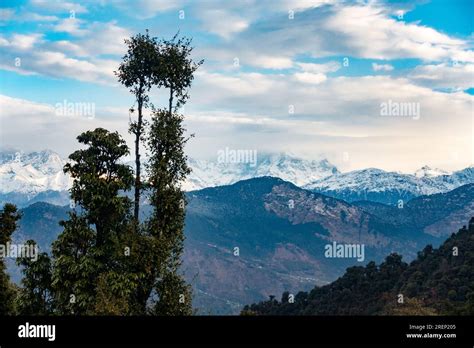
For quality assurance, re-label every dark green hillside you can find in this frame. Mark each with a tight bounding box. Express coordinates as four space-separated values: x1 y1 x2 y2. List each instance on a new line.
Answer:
243 217 474 315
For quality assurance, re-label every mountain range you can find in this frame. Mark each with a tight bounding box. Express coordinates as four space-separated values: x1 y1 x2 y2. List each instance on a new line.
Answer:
6 176 474 314
306 166 474 205
1 150 473 207
184 153 339 191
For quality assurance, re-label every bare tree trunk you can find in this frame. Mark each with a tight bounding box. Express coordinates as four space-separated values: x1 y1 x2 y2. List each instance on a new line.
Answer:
169 87 173 115
134 95 143 223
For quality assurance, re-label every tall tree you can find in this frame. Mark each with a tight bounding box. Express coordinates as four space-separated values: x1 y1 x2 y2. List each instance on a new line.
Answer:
144 33 202 315
147 109 193 315
0 203 21 315
155 33 203 115
116 30 160 224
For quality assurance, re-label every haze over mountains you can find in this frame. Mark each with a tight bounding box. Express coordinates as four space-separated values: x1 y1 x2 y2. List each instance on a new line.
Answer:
1 150 473 207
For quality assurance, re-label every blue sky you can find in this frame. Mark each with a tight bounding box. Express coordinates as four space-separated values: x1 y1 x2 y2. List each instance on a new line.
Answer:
0 0 473 172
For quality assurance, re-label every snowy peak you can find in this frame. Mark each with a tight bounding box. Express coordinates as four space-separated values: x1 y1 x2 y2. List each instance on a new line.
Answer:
304 165 474 204
1 149 472 208
184 153 339 191
0 150 340 194
304 168 425 193
414 165 450 178
0 150 71 194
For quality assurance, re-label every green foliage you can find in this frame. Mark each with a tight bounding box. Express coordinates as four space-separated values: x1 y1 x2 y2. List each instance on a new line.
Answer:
244 218 474 316
115 30 160 95
146 109 193 315
16 240 53 315
395 218 474 315
51 213 99 314
10 31 200 316
63 128 133 246
115 30 160 222
0 203 21 315
49 128 138 315
154 33 203 112
383 297 438 316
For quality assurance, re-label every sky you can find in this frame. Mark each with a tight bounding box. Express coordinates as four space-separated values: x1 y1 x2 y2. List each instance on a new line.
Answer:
0 0 473 173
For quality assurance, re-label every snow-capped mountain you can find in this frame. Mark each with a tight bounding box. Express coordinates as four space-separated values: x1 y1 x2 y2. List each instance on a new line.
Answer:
0 150 71 194
304 166 474 205
0 150 340 206
184 153 339 191
1 149 472 207
414 165 450 178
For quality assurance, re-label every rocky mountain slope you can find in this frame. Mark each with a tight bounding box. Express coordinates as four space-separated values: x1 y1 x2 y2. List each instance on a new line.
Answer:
9 177 473 314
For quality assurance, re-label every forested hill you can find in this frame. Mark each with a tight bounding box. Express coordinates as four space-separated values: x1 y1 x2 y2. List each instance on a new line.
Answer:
243 217 474 316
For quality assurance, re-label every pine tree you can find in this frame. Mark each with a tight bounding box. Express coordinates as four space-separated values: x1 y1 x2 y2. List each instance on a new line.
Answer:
0 203 21 315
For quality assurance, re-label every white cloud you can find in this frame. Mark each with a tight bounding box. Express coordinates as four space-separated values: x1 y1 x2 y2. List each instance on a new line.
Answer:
0 95 129 156
207 2 473 69
200 9 249 39
113 0 182 19
188 69 473 172
323 5 473 62
29 0 87 14
250 55 293 69
80 22 130 56
0 39 117 84
282 0 336 12
8 33 43 50
409 63 474 90
372 63 394 72
53 18 87 36
19 12 59 22
294 72 327 84
0 20 130 83
292 61 340 84
1 7 59 23
196 70 276 96
297 61 340 73
2 0 473 172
